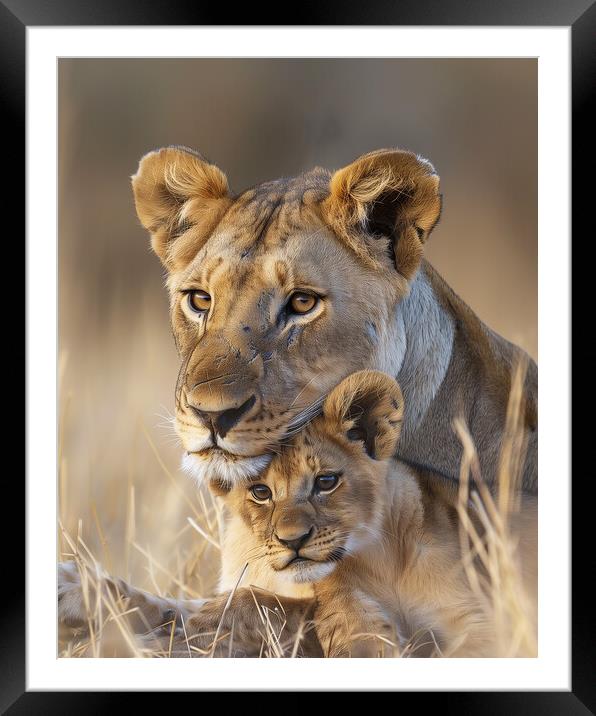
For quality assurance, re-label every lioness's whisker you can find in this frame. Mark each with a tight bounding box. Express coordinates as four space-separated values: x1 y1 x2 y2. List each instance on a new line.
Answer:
279 399 326 443
287 377 318 411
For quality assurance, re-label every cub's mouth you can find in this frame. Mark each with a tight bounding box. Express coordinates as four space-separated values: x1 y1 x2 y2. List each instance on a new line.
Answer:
282 556 315 570
275 555 341 584
273 547 347 583
181 446 272 486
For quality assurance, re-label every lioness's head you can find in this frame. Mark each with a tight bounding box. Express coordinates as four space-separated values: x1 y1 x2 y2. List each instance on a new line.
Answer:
132 147 439 484
210 370 403 583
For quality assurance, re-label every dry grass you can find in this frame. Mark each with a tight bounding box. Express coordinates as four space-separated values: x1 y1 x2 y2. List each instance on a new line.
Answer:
58 352 537 658
452 357 537 658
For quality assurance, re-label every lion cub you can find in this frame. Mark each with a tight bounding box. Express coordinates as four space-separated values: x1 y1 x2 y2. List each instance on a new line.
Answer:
208 369 537 657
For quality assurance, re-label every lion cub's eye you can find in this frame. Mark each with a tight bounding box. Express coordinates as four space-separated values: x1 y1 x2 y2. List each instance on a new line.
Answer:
250 484 272 502
314 474 340 493
289 292 318 315
187 290 211 313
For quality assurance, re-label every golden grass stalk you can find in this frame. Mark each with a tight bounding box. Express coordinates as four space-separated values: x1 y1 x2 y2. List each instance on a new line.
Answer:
453 357 537 658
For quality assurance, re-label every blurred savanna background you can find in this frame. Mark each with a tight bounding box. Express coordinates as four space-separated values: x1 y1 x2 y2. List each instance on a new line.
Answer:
58 59 537 656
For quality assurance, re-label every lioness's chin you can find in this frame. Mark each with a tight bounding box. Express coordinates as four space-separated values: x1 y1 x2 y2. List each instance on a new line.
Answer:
277 560 338 584
181 450 272 486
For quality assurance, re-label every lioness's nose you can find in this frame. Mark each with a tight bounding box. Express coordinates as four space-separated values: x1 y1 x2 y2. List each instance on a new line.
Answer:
190 395 256 438
276 527 315 553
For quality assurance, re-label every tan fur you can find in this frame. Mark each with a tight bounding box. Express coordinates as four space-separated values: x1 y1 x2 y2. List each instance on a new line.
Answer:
132 146 232 270
399 262 538 494
131 145 536 492
202 371 537 657
323 148 442 279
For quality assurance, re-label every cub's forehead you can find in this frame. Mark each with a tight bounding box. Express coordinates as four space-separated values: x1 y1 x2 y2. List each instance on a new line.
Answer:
266 425 350 481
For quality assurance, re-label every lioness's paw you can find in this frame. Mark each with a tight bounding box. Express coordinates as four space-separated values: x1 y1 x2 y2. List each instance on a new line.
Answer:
58 561 87 628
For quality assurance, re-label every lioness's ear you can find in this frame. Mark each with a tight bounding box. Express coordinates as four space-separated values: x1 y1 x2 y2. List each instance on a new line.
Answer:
131 146 231 271
322 149 441 279
323 370 404 461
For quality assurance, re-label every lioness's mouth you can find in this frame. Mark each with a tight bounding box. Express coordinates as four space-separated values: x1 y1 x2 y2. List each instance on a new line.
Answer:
188 446 267 462
182 449 272 485
189 447 236 459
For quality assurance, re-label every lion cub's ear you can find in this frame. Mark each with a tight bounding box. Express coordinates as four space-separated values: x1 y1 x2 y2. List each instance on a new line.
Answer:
322 149 442 280
323 370 404 461
131 146 231 271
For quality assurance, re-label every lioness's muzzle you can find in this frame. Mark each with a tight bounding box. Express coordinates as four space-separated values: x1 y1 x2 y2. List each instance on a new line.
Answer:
188 394 257 439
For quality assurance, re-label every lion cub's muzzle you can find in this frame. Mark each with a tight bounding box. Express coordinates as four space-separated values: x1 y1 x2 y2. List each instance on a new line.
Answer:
271 521 346 574
275 525 315 555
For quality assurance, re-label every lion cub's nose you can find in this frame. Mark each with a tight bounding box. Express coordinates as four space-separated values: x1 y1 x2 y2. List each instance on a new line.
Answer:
276 526 315 553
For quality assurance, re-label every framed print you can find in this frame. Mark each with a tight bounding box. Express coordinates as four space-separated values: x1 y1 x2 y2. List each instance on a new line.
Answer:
9 0 591 709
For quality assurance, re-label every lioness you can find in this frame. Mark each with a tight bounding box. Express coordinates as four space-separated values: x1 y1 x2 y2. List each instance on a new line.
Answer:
131 146 537 496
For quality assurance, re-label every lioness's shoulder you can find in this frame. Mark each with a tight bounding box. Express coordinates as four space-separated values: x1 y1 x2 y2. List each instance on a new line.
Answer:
422 260 536 378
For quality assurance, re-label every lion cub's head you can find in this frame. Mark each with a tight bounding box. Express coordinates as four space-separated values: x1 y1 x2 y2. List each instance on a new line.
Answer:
210 370 403 583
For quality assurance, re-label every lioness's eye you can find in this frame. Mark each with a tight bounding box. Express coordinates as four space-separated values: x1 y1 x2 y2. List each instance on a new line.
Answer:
289 292 318 315
314 474 340 493
250 484 272 502
187 290 211 313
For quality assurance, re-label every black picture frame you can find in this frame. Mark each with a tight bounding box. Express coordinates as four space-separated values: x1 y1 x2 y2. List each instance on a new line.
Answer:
10 0 591 709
